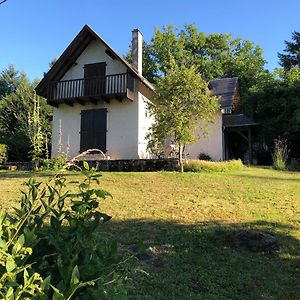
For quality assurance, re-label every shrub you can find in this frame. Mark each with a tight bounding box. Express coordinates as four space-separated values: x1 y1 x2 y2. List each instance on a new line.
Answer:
0 162 133 299
272 138 289 171
41 156 68 171
0 144 8 166
184 159 244 173
198 153 212 161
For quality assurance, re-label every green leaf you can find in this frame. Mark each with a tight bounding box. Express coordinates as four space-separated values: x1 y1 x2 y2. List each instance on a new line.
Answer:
94 189 112 199
70 265 80 287
50 284 65 300
6 287 14 300
83 161 89 171
79 183 89 190
6 255 16 273
99 212 112 223
16 234 25 248
0 238 6 248
23 268 29 285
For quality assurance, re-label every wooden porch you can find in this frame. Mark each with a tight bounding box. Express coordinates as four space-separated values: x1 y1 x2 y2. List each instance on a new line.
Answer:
47 72 135 106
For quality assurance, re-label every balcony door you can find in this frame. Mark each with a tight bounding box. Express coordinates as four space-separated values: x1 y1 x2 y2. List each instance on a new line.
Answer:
80 108 107 153
84 62 106 96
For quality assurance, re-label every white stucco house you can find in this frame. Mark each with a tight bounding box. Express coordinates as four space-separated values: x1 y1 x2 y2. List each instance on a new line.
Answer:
36 25 155 160
36 25 256 163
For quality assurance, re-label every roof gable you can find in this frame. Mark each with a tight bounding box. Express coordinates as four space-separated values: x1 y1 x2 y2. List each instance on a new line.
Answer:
35 25 154 97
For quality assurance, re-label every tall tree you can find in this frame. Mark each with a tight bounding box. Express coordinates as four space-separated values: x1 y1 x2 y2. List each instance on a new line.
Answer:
0 69 52 161
278 31 300 70
131 24 265 99
0 65 22 99
148 59 219 172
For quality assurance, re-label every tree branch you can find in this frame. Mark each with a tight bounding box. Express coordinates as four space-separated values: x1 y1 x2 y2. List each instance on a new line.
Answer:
0 0 7 5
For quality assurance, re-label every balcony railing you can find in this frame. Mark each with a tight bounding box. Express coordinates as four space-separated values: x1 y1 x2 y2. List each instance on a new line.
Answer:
48 72 134 103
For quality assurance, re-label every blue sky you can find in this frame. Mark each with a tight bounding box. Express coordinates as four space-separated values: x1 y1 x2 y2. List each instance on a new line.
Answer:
0 0 299 81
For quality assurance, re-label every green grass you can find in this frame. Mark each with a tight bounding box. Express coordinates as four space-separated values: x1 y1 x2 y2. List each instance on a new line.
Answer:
0 167 299 299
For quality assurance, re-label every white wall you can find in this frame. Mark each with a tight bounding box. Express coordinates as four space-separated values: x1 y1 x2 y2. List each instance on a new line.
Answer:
62 40 126 80
51 39 155 160
137 91 154 159
185 111 223 161
51 99 139 160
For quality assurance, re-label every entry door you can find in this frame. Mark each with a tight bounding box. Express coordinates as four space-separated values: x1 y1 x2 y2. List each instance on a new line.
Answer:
80 109 107 153
84 62 106 96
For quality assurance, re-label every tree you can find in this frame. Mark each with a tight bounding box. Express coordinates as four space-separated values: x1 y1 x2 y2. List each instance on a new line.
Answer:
278 31 300 70
248 67 300 159
0 69 52 161
148 59 219 172
0 65 22 99
132 24 265 98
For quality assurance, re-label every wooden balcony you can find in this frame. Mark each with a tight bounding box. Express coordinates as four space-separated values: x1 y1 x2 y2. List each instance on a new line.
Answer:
48 72 135 106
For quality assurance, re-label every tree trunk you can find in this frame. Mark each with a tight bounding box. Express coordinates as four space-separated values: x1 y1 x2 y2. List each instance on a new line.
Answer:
178 143 184 173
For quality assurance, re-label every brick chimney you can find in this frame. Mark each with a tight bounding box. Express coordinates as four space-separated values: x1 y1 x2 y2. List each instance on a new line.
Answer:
132 28 143 75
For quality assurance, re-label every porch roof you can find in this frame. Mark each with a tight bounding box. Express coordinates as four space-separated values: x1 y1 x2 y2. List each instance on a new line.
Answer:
223 114 257 128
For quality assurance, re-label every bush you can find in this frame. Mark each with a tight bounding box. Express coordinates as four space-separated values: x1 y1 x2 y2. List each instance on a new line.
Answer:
0 144 8 166
272 138 289 171
0 162 133 299
184 159 244 173
198 153 212 161
41 156 68 171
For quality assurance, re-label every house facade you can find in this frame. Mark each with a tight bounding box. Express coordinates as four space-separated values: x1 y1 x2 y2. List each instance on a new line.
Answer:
36 25 256 163
186 77 256 162
36 25 154 160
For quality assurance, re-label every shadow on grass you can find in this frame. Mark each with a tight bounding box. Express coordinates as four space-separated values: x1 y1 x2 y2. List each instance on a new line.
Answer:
0 171 78 179
228 173 300 182
100 219 300 300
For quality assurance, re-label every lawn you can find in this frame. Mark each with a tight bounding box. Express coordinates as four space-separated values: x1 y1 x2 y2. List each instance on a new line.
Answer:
0 167 299 299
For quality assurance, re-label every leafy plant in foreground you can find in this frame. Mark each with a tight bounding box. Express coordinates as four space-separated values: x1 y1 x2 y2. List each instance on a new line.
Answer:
0 162 132 299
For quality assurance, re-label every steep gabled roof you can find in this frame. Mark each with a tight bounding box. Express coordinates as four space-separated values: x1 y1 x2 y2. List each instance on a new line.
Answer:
209 77 239 109
35 25 154 98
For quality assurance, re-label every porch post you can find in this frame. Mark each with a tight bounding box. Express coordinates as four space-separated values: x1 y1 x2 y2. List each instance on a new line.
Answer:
248 127 252 165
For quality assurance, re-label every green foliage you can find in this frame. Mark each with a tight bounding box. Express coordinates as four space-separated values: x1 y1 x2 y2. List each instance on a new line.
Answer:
0 65 21 99
198 153 212 161
148 58 219 172
184 159 244 172
0 66 52 162
0 163 132 299
133 24 265 99
41 156 68 171
0 143 8 165
248 69 300 158
278 31 300 70
272 138 289 171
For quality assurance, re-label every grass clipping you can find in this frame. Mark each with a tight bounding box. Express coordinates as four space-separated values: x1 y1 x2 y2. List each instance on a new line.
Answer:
184 159 244 173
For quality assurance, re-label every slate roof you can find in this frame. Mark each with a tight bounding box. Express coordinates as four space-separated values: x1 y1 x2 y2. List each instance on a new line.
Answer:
223 114 257 128
209 77 238 108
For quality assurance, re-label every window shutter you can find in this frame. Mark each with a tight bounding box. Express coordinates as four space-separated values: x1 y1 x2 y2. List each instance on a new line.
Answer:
84 63 106 96
80 109 107 153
